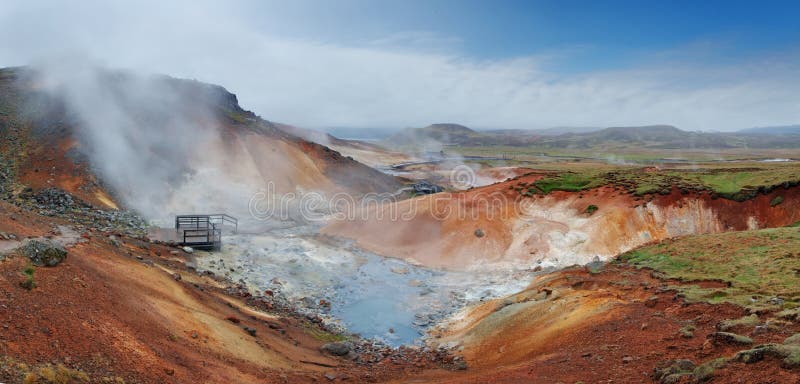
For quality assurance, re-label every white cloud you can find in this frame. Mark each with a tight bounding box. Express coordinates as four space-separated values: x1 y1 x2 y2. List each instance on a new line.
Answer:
1 0 798 131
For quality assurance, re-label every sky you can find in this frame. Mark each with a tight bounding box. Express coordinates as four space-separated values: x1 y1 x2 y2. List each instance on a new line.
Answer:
1 0 799 131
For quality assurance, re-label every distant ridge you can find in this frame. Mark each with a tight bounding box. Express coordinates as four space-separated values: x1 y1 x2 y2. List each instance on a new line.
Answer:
381 122 800 149
737 125 800 135
384 123 487 146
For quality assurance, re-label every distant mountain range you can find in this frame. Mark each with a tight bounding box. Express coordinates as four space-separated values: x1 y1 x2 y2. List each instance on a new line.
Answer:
736 125 800 135
380 123 800 149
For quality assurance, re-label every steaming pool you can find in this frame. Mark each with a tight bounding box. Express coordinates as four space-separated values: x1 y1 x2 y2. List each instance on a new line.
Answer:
193 227 537 346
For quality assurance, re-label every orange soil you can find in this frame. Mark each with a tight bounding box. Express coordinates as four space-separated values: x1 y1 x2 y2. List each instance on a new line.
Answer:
17 137 115 209
402 265 800 383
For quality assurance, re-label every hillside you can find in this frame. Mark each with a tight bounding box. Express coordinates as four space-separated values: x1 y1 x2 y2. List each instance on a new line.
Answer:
0 66 402 222
275 123 413 167
419 226 800 383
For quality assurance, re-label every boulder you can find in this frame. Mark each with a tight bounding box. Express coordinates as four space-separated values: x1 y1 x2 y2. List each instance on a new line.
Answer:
717 314 759 331
653 359 695 383
321 342 352 356
693 358 727 382
785 333 800 346
412 181 443 195
734 343 800 367
660 373 691 384
19 239 67 267
708 332 753 346
735 344 778 364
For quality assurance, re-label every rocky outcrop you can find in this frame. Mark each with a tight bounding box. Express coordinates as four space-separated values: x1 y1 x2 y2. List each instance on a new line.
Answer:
19 239 67 266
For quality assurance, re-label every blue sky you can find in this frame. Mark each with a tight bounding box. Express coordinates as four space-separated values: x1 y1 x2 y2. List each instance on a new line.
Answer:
1 0 799 130
237 0 800 71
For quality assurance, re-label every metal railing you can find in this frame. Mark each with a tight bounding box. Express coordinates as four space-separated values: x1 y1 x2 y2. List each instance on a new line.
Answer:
174 214 237 251
207 213 238 234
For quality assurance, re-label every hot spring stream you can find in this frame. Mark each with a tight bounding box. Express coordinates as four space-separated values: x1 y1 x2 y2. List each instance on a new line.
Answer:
193 226 538 346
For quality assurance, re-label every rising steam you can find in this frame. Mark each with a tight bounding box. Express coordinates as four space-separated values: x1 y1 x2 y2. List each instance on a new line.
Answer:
26 59 290 226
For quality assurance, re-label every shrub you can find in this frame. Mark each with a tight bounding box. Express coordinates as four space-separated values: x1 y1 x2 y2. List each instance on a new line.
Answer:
586 205 599 215
771 196 784 207
20 264 35 290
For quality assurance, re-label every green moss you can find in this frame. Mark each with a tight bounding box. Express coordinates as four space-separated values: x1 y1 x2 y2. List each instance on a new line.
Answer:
301 322 348 342
735 344 800 367
533 172 599 193
785 333 800 346
679 325 696 338
718 315 760 331
693 357 727 382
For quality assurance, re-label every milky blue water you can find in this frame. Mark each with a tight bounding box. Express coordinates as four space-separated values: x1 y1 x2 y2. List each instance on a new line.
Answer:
196 230 534 346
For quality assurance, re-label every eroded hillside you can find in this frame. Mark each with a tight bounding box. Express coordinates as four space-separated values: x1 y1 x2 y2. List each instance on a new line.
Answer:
324 169 800 270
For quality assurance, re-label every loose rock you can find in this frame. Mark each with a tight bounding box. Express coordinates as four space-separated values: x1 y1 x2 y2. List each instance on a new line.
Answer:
19 239 67 267
321 342 352 356
708 332 753 346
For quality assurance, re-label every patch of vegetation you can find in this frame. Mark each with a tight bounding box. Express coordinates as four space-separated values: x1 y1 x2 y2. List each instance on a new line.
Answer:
679 324 696 338
718 315 760 331
301 322 348 342
533 172 601 193
224 109 255 124
0 357 100 384
22 364 90 384
20 263 35 290
585 204 599 215
771 195 784 207
693 357 728 382
619 227 800 310
734 343 800 367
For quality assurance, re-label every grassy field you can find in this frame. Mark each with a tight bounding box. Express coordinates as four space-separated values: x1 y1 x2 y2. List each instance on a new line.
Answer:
471 158 800 200
451 145 800 163
619 227 800 310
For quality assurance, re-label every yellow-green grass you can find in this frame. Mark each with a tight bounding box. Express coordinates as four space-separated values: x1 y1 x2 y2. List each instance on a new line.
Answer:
453 145 800 163
619 227 800 310
497 161 800 199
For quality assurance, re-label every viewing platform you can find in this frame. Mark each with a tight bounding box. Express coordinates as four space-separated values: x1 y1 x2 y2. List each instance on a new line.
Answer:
174 214 238 251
